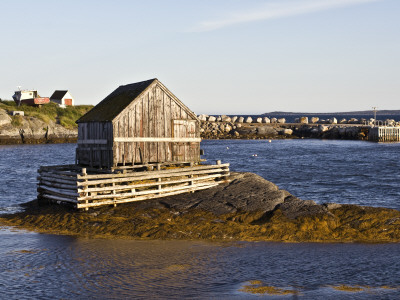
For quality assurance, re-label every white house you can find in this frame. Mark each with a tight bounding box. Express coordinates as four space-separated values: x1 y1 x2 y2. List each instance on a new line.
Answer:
50 90 74 107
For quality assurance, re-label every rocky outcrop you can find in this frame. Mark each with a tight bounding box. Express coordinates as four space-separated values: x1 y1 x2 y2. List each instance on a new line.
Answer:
0 108 77 144
0 109 11 126
2 172 400 242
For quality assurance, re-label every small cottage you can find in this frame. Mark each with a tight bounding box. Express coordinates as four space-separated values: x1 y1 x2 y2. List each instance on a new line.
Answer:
50 90 74 107
76 78 200 168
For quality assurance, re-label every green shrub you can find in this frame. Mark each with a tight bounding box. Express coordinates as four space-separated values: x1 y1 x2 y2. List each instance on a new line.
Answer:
0 101 93 128
25 111 52 123
11 115 23 127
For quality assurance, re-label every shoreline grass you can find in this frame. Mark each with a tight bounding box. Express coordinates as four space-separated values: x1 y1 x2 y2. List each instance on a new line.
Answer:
0 100 93 129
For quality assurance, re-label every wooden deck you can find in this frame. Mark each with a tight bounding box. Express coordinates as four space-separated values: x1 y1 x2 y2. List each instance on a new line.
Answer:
368 126 400 142
37 162 230 210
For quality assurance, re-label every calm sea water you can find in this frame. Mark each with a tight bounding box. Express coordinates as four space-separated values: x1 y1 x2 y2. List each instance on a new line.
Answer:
1 140 400 299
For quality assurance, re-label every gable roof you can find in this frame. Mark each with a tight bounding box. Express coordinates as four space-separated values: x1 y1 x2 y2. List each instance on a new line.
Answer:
50 90 69 100
77 78 197 123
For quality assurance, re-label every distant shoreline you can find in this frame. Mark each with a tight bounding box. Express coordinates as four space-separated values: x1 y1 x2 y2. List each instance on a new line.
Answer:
262 110 400 116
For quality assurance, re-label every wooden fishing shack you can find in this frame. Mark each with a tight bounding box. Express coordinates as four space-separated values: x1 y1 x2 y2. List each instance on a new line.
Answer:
38 79 229 210
76 78 200 168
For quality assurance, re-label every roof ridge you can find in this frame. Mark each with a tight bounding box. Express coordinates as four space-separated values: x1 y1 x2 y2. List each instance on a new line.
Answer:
77 79 157 123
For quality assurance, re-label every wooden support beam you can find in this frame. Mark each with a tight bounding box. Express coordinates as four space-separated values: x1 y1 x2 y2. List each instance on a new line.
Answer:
77 163 230 180
38 163 230 209
77 183 218 209
77 173 223 193
77 168 227 187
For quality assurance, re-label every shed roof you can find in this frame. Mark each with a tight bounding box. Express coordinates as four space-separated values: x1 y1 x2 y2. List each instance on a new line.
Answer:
77 78 196 123
50 90 69 100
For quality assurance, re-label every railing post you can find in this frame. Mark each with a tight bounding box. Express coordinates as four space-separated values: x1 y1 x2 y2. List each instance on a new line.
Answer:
81 168 89 211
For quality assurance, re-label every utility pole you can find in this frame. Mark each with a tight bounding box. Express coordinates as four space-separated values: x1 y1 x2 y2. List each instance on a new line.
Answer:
372 106 378 127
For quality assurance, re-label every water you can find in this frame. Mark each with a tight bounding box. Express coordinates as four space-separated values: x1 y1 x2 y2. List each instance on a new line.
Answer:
202 139 400 210
1 141 400 299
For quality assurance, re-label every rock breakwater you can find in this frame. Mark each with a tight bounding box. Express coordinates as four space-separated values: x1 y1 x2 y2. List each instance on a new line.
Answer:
2 172 400 242
199 120 369 140
198 114 400 140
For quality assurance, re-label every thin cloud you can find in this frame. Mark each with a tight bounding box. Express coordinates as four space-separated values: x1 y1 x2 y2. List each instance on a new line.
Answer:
189 0 383 32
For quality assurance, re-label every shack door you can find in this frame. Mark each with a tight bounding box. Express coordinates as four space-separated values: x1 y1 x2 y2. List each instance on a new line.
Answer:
172 120 197 162
64 99 72 106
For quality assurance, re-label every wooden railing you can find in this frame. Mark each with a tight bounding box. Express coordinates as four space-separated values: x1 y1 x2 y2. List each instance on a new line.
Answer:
38 163 230 210
369 126 400 142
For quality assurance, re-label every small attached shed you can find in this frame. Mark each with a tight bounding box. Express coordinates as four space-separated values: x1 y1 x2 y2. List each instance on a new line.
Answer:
50 90 74 106
76 78 200 168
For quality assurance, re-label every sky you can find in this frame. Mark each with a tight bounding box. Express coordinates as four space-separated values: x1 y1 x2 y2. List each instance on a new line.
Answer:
0 0 399 114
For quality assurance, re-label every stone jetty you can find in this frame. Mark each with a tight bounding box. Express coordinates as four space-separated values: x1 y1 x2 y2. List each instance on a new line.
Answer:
198 114 400 140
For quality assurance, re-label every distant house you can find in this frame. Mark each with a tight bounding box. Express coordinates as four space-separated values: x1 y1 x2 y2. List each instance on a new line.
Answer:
12 90 50 106
50 90 74 107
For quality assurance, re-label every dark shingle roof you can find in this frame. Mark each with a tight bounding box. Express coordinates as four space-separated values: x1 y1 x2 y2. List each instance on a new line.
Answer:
77 79 157 123
50 90 68 100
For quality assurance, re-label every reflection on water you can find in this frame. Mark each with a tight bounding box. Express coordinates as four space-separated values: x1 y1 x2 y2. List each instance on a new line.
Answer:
1 227 400 299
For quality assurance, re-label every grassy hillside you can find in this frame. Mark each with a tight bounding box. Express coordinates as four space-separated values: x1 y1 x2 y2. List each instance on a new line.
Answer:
0 100 93 129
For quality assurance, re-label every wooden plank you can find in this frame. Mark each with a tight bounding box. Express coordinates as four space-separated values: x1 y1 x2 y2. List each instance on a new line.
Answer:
77 163 230 179
157 86 163 162
75 146 112 151
148 86 156 163
135 101 141 163
171 98 179 119
181 109 187 120
40 180 77 190
77 173 224 193
38 173 78 182
77 168 228 186
39 176 78 186
38 169 78 177
77 139 108 144
41 193 78 204
77 182 219 202
38 186 79 197
109 161 198 171
164 94 172 161
143 93 149 163
131 106 135 164
39 164 78 170
77 183 218 208
113 124 118 166
114 137 201 142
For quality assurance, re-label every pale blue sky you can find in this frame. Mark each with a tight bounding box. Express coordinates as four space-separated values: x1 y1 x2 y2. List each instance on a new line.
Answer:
1 0 398 114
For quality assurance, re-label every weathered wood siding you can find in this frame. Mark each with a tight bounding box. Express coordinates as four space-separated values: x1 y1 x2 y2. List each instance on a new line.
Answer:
76 122 113 168
112 83 200 165
76 82 200 168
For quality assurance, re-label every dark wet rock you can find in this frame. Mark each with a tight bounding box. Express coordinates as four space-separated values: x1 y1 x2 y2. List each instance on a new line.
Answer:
276 196 328 219
236 127 257 135
256 126 278 136
135 172 290 215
